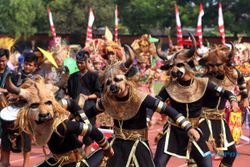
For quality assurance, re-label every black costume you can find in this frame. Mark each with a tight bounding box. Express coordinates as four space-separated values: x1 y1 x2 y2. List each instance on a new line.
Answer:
154 77 237 167
36 100 110 167
85 87 192 167
198 71 246 167
68 71 102 145
67 71 101 109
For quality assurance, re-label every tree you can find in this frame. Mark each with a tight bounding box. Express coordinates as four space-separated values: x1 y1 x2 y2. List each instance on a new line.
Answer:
36 0 116 35
118 0 250 36
186 0 250 36
0 0 116 38
0 0 250 39
117 0 176 35
0 0 43 39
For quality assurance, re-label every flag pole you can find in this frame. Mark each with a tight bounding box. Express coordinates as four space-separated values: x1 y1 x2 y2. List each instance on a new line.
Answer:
218 2 225 45
175 4 183 47
85 8 95 45
195 4 204 48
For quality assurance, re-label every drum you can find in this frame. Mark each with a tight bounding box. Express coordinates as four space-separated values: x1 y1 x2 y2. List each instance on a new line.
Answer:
1 106 22 153
0 105 20 121
0 93 8 108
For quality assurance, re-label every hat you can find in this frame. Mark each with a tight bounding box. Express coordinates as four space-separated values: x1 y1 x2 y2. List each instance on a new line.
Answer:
76 50 89 61
0 37 16 50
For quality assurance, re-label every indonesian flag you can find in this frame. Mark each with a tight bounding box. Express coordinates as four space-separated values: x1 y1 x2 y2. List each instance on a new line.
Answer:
196 4 204 47
218 2 225 44
86 8 95 44
175 4 183 47
48 7 59 43
114 5 119 42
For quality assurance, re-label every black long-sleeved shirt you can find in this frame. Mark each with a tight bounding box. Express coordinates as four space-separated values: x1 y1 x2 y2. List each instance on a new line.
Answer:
158 80 236 117
85 93 192 131
48 120 105 154
67 71 101 110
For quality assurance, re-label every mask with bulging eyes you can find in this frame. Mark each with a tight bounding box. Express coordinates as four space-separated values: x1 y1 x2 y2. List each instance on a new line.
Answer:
105 74 126 95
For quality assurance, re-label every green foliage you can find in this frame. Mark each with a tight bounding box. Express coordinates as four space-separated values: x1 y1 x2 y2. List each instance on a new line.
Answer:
187 0 250 36
0 0 249 38
0 0 117 38
42 0 117 35
118 0 250 36
118 0 177 35
0 0 39 38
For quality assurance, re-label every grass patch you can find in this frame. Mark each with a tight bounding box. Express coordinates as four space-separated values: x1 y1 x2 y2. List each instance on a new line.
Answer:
153 81 164 94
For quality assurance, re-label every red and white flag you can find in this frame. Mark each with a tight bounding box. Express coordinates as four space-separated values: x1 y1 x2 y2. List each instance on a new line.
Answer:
114 5 119 42
218 2 225 44
48 7 59 43
196 4 204 47
175 4 183 47
86 8 95 44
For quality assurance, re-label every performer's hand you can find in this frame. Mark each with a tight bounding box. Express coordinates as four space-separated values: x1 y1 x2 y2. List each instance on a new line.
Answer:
187 128 200 142
103 147 114 157
231 101 240 112
242 98 249 108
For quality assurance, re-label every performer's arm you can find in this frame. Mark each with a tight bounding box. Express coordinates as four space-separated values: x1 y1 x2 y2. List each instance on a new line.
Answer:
208 81 240 111
63 120 112 152
144 95 192 131
156 86 169 101
145 86 169 124
207 81 237 103
77 98 105 119
79 123 111 151
58 98 101 122
153 98 192 131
